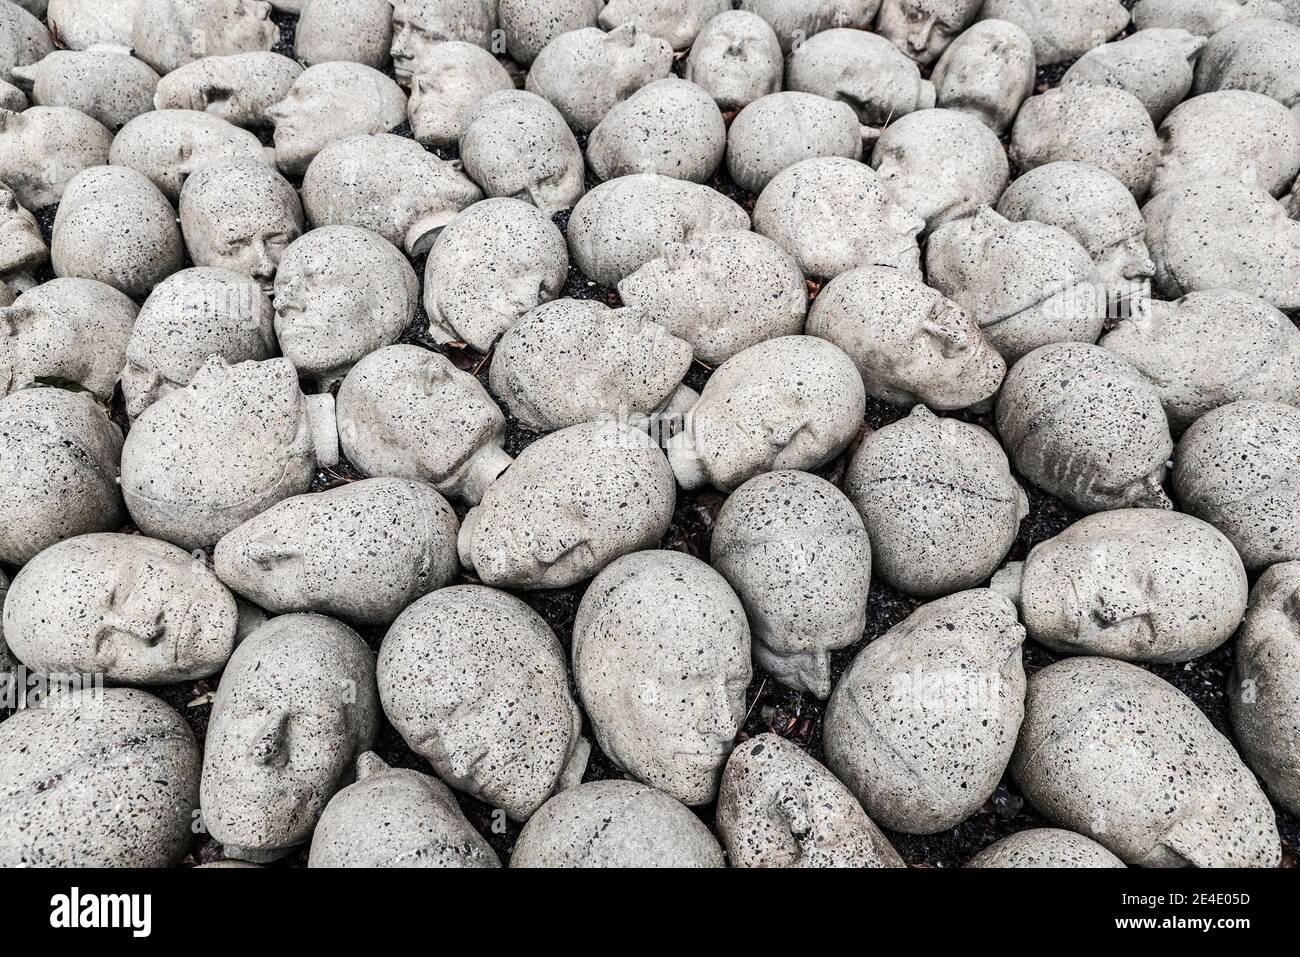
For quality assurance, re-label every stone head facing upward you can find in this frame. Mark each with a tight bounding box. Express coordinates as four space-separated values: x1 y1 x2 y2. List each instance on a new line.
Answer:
391 0 498 84
407 41 513 149
931 18 1037 133
684 10 784 111
875 0 985 65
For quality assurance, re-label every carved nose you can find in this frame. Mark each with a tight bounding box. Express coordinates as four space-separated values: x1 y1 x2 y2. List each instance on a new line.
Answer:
250 713 290 768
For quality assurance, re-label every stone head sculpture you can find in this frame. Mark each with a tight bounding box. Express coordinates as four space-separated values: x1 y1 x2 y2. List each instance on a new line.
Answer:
598 0 731 50
407 41 513 148
45 0 138 52
11 49 160 130
725 91 866 197
875 0 985 64
153 51 301 128
1061 27 1206 124
684 9 784 112
587 77 727 184
979 0 1130 66
109 109 270 203
1134 0 1286 35
497 0 604 65
0 0 52 83
0 105 112 209
1193 16 1300 107
295 0 394 69
931 18 1037 133
737 0 884 54
391 0 498 84
132 0 277 75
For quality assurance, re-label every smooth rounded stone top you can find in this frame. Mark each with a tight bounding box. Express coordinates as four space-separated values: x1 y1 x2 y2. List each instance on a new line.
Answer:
998 161 1154 294
874 0 984 65
684 10 784 112
154 51 300 128
405 41 513 149
121 357 334 551
525 25 674 133
980 0 1130 66
489 300 693 433
201 613 380 863
0 687 200 868
871 108 1009 236
1012 656 1281 867
132 0 277 75
336 344 510 505
711 470 871 698
390 0 498 84
274 226 419 387
46 0 139 52
215 477 459 627
498 0 604 65
1012 86 1159 200
460 90 586 216
1193 16 1300 108
268 62 406 177
424 198 568 353
0 388 124 565
568 173 750 287
931 18 1036 134
1152 90 1300 198
309 753 500 868
0 106 112 210
825 589 1027 834
12 50 159 130
0 183 45 284
738 0 882 53
668 335 866 492
1143 177 1300 309
1100 290 1300 432
1063 28 1204 128
378 585 589 822
4 532 240 684
599 0 730 49
1174 399 1300 572
718 733 905 868
122 267 275 420
846 406 1027 599
786 28 936 132
109 109 271 203
296 0 394 69
511 779 725 868
996 343 1174 513
457 421 676 589
725 91 865 196
926 208 1106 363
1004 508 1249 663
966 829 1126 868
573 550 751 805
302 133 484 257
1134 0 1286 35
806 266 1005 411
1230 561 1300 817
753 157 925 280
0 278 136 401
588 77 726 184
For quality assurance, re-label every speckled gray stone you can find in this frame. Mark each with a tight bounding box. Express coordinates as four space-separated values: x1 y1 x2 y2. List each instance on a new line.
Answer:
309 753 500 868
274 226 419 387
1062 28 1204 126
1012 656 1281 867
806 266 1005 411
753 157 924 280
1100 289 1300 432
1174 399 1300 572
738 0 882 54
0 80 25 113
711 471 871 698
391 0 498 85
996 343 1174 513
0 0 52 83
336 344 511 505
200 613 379 863
12 51 159 130
588 77 726 184
0 106 113 210
526 25 674 133
52 165 183 299
875 0 983 65
0 571 11 704
0 183 43 288
378 585 589 821
0 687 200 867
598 0 729 50
458 421 676 589
980 0 1130 66
47 0 139 51
296 0 393 69
499 0 604 65
132 0 277 76
573 550 750 805
684 10 784 112
511 779 725 868
460 90 585 215
668 335 866 492
926 208 1106 362
725 92 864 196
966 829 1126 868
109 109 271 203
406 41 512 149
825 588 1026 834
155 52 301 129
122 267 276 420
617 230 807 367
931 18 1036 134
1230 561 1300 817
302 133 484 257
846 407 1027 598
216 477 459 626
489 300 693 433
1135 0 1285 35
568 173 750 287
1193 16 1300 108
121 356 337 550
0 388 125 565
996 508 1248 662
4 532 240 684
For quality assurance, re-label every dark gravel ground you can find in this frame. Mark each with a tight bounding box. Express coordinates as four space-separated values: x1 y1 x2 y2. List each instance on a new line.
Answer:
5 0 1298 869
